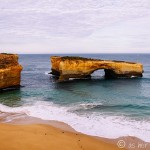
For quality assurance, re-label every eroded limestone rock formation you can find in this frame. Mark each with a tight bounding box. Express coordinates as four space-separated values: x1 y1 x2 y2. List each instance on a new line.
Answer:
50 56 143 81
0 53 23 89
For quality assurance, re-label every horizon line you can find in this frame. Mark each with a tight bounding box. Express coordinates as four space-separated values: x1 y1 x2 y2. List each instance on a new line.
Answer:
1 52 149 55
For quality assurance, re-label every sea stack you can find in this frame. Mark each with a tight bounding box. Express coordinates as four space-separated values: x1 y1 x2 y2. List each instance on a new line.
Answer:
0 53 23 89
50 56 143 81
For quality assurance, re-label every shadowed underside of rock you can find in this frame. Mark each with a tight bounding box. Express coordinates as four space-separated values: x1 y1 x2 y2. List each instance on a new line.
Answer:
0 53 23 90
50 56 143 81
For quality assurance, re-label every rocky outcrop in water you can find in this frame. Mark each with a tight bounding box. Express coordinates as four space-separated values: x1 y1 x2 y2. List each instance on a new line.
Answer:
0 53 23 89
50 56 143 81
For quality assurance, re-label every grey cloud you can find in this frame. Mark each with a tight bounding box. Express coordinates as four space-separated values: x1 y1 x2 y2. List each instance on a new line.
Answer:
0 0 150 53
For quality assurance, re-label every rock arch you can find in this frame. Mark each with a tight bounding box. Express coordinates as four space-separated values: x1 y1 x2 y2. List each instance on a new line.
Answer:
50 56 143 81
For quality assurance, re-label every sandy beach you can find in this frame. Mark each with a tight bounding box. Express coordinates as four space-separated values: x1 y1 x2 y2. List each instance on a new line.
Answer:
0 112 121 150
0 124 121 150
0 113 149 150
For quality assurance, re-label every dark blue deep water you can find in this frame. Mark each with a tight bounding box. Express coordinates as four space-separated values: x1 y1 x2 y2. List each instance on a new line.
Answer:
0 54 150 141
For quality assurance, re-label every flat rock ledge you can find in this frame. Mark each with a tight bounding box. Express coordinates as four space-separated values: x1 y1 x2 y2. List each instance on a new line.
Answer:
0 53 23 90
50 56 143 81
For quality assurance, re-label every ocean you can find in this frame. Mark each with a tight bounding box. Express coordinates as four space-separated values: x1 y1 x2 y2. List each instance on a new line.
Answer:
0 54 150 142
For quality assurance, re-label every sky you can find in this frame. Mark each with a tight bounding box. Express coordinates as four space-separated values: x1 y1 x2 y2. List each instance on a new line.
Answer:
0 0 150 54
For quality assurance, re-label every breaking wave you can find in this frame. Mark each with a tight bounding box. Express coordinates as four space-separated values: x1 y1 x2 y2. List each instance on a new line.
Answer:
0 101 150 142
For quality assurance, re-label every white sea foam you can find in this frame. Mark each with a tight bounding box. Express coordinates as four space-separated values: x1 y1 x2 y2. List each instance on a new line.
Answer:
44 71 50 75
78 102 103 110
0 101 150 142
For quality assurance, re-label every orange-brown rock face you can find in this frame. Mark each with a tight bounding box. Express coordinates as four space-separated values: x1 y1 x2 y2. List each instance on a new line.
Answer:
0 53 23 89
50 56 143 81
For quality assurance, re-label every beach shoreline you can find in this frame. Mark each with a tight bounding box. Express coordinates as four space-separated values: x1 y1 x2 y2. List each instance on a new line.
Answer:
0 112 149 150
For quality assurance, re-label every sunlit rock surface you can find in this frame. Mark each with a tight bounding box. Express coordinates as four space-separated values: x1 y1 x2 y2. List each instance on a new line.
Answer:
51 56 143 81
0 53 23 89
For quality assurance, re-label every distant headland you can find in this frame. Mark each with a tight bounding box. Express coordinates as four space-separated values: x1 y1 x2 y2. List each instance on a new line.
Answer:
50 56 143 81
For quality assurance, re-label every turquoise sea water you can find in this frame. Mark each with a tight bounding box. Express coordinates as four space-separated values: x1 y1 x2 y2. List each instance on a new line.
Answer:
0 54 150 141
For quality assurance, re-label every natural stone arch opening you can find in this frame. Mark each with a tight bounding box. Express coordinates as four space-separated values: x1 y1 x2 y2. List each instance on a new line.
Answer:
90 69 105 79
89 68 121 79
